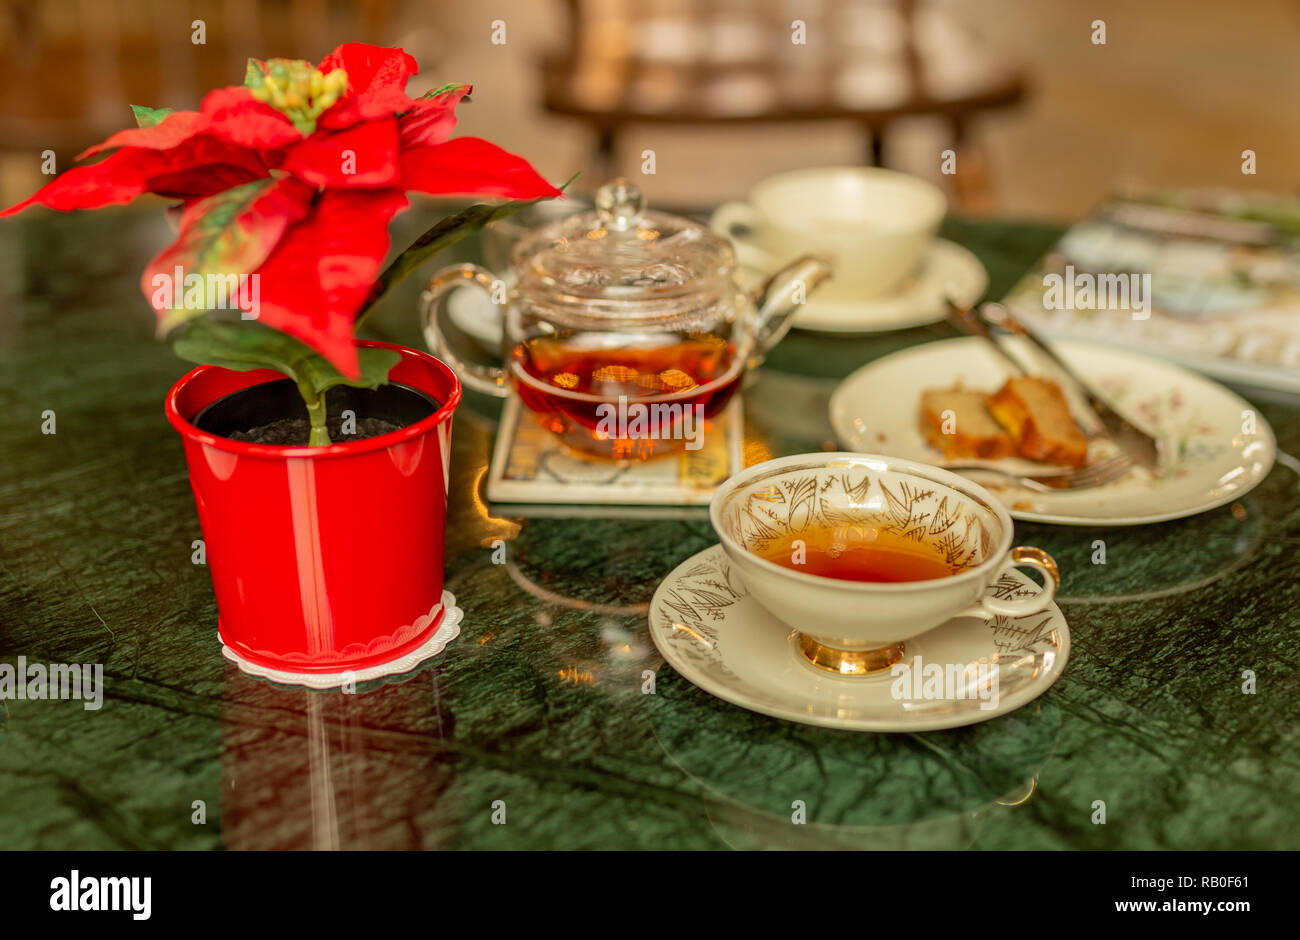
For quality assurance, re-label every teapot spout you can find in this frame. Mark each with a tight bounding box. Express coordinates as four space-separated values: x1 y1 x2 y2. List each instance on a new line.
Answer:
749 255 833 365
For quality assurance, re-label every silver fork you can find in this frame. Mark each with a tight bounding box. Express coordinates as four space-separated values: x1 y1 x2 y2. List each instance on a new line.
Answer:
978 302 1161 469
942 453 1134 493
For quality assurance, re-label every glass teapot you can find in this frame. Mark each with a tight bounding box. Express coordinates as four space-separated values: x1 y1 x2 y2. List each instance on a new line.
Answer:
422 179 831 460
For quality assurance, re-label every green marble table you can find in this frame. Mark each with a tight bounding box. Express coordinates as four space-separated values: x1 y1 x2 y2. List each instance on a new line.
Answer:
1 206 1298 850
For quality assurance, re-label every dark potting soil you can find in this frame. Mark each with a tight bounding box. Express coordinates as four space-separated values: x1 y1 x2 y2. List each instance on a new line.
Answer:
193 378 440 445
228 416 404 446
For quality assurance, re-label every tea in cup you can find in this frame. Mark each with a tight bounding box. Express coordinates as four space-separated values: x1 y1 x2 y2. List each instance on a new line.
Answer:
709 452 1060 676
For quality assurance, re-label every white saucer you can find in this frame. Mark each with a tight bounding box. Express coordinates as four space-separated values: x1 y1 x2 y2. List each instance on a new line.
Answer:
738 239 988 333
828 336 1277 526
648 545 1069 732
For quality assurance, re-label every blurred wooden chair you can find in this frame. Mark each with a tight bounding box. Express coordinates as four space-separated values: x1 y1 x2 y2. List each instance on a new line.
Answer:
0 0 399 168
540 0 1027 211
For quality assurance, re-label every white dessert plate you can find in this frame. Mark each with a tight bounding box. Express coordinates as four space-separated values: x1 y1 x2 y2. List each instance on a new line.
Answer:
828 336 1276 526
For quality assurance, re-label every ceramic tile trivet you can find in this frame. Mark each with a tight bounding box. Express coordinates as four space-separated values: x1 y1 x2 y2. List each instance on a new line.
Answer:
486 396 744 507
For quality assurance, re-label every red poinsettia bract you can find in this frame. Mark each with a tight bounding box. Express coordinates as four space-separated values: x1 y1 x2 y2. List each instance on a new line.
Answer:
2 42 560 376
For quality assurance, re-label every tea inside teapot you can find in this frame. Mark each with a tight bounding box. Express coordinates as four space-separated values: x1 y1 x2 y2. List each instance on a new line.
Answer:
510 331 743 460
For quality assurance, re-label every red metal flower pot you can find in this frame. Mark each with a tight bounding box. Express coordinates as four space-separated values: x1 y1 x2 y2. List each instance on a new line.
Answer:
164 341 462 675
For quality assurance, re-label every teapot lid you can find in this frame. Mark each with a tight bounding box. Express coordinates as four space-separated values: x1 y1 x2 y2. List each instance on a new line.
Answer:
511 179 736 325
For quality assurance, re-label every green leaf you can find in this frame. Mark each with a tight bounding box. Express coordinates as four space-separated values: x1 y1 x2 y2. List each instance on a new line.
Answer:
130 104 176 128
175 320 400 447
423 82 468 100
244 58 268 91
174 319 400 400
175 318 298 375
355 171 579 325
296 345 402 400
152 177 312 336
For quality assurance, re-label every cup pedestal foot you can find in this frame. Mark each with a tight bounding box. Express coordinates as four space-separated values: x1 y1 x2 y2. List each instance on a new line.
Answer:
796 633 906 677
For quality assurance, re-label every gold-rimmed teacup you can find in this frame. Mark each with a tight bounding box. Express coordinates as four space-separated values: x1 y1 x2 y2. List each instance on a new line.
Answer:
709 453 1060 677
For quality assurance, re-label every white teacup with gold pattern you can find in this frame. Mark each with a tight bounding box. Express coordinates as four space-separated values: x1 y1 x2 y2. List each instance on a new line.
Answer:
709 453 1060 676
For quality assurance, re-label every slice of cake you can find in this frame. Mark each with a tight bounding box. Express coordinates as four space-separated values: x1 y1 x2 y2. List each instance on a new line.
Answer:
988 376 1089 468
920 388 1017 460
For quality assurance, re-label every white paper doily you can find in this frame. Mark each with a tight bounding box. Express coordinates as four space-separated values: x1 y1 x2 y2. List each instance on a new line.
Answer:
220 591 464 689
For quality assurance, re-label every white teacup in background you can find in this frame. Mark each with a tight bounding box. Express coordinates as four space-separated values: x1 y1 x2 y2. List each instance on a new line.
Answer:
711 167 946 303
710 452 1060 677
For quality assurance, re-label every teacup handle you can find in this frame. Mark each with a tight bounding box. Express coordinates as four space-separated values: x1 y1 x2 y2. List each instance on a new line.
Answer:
960 546 1060 620
710 201 776 272
421 263 511 398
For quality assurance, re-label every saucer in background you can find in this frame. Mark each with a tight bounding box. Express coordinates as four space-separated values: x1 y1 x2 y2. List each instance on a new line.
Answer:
737 239 987 333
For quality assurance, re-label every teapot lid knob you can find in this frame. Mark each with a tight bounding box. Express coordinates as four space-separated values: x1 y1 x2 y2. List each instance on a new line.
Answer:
595 179 645 232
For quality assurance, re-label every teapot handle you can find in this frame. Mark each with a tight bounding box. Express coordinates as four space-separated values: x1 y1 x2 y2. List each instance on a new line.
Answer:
421 264 512 398
748 254 834 367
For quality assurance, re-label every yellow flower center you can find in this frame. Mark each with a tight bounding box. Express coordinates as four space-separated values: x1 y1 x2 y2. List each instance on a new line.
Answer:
247 59 348 135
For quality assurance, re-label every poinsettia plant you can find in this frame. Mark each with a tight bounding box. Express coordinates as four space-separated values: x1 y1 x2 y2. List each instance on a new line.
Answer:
3 43 564 445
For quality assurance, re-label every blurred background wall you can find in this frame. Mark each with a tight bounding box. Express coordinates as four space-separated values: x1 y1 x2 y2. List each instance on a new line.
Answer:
0 0 1296 218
